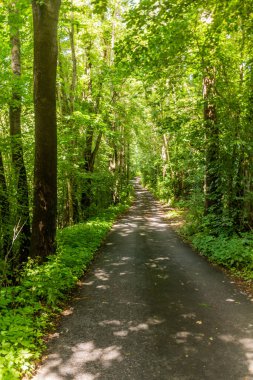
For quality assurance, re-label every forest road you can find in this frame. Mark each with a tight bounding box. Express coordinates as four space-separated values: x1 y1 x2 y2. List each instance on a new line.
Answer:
33 181 253 380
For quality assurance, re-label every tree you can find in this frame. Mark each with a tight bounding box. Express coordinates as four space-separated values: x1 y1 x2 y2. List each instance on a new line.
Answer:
203 68 221 216
9 1 31 265
30 0 61 261
118 0 253 233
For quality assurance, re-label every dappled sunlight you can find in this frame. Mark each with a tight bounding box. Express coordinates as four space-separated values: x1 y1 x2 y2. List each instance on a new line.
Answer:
39 320 253 379
153 256 171 262
146 258 170 266
83 281 95 286
33 181 253 380
174 331 193 344
70 342 122 365
132 216 143 221
98 316 165 339
80 374 100 380
128 323 149 332
35 342 123 379
181 312 197 320
172 328 253 376
34 314 170 378
219 334 236 343
118 229 133 237
113 330 129 337
126 222 138 228
218 335 253 375
157 273 169 279
226 298 237 303
145 257 171 275
58 313 252 378
61 308 74 316
99 320 121 327
240 338 253 375
96 284 110 290
94 269 109 281
111 262 126 266
75 342 121 368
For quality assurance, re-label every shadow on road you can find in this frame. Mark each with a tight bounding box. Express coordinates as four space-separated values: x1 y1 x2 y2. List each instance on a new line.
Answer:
34 182 253 380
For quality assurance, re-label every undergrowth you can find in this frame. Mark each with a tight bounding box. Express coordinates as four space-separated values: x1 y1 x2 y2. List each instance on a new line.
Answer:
180 211 253 281
184 230 253 280
148 180 253 282
0 203 129 380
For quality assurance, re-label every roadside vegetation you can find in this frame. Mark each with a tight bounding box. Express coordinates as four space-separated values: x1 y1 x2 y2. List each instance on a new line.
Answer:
0 203 129 380
181 208 253 283
158 196 253 285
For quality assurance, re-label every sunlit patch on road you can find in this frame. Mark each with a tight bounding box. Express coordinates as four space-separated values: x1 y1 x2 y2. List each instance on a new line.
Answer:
32 182 253 380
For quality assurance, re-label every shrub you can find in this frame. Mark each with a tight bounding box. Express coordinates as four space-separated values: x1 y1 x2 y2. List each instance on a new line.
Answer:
185 230 253 279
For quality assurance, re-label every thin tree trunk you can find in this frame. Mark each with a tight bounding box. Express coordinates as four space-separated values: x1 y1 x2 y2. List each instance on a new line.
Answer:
58 25 79 225
81 129 103 214
69 12 77 113
58 42 70 115
244 66 253 229
30 0 61 261
67 15 79 223
9 2 30 264
126 142 130 184
203 69 221 215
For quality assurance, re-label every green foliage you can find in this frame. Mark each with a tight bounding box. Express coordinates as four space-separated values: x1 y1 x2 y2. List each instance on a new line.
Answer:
180 208 253 280
190 232 253 278
0 203 129 380
124 0 253 284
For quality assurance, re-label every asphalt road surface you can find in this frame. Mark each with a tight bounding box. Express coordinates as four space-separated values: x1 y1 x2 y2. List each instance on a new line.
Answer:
33 182 253 380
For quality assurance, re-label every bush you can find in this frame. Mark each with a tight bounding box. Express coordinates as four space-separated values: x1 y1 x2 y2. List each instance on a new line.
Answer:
190 232 253 274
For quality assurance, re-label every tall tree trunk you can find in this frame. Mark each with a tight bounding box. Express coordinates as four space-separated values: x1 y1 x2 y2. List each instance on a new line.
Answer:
30 0 61 261
58 42 71 115
66 17 78 223
203 69 221 216
69 11 77 113
162 133 174 180
244 66 253 229
80 39 104 216
9 1 31 265
58 23 79 225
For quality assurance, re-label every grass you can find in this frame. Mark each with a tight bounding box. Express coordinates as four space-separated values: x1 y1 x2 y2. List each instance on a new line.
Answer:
0 203 129 380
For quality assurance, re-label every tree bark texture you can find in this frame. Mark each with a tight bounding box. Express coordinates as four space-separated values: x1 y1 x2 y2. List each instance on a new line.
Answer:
30 0 61 260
